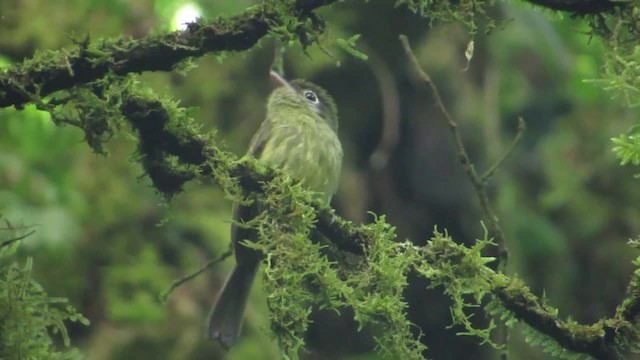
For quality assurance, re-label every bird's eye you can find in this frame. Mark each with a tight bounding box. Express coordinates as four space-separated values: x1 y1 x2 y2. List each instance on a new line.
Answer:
303 90 318 103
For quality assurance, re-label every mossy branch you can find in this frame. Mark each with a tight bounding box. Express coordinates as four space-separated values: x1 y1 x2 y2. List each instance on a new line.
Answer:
0 0 338 109
3 44 637 360
119 82 640 359
492 283 623 360
5 63 639 359
523 0 620 14
399 33 640 359
1 1 639 358
118 89 368 255
0 0 634 111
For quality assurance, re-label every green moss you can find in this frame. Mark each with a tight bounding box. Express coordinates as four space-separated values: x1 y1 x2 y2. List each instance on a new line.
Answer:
0 225 88 359
414 227 500 348
395 0 496 34
8 2 640 358
244 177 426 359
585 3 640 107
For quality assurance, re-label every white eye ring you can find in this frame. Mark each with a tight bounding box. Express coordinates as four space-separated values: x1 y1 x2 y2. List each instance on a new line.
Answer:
303 90 318 103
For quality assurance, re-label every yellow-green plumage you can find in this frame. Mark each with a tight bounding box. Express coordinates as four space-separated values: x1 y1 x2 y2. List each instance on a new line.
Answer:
207 72 343 349
254 79 342 202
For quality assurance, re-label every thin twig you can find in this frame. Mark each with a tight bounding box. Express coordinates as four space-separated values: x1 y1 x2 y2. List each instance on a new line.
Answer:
481 117 526 184
400 34 525 359
0 230 36 248
159 244 234 303
399 34 510 268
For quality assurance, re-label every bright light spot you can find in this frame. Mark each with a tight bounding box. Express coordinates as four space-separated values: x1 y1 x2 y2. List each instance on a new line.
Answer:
172 3 202 31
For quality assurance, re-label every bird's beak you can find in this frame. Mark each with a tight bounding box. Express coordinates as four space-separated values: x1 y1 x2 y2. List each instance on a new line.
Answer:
269 70 294 90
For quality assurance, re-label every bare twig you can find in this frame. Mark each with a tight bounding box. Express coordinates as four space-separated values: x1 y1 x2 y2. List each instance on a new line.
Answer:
399 34 514 269
400 34 527 360
159 243 234 303
0 230 36 248
481 117 526 184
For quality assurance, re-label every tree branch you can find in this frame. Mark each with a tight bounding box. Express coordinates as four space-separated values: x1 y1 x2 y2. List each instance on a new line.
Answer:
399 34 515 269
480 117 526 184
0 230 36 248
523 0 619 15
0 0 628 110
399 33 638 360
121 79 640 359
493 284 621 359
159 243 234 303
0 0 338 109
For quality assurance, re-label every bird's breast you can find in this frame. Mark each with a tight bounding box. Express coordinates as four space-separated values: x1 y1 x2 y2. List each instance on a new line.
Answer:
258 118 343 202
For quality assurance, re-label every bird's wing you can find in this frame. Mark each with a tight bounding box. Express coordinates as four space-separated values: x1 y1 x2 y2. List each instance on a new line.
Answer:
247 119 271 158
231 118 272 263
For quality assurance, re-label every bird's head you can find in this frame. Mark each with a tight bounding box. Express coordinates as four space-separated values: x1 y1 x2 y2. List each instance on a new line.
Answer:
267 70 338 132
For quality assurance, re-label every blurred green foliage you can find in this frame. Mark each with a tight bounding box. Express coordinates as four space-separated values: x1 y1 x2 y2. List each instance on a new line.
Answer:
0 232 89 360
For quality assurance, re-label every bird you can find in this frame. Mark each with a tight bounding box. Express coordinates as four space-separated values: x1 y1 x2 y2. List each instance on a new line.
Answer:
206 70 343 350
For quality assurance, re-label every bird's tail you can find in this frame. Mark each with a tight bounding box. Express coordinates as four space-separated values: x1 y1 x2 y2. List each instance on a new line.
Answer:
206 260 259 349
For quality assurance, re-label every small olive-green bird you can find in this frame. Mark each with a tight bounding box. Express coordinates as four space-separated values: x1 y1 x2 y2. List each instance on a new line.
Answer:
207 70 343 349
